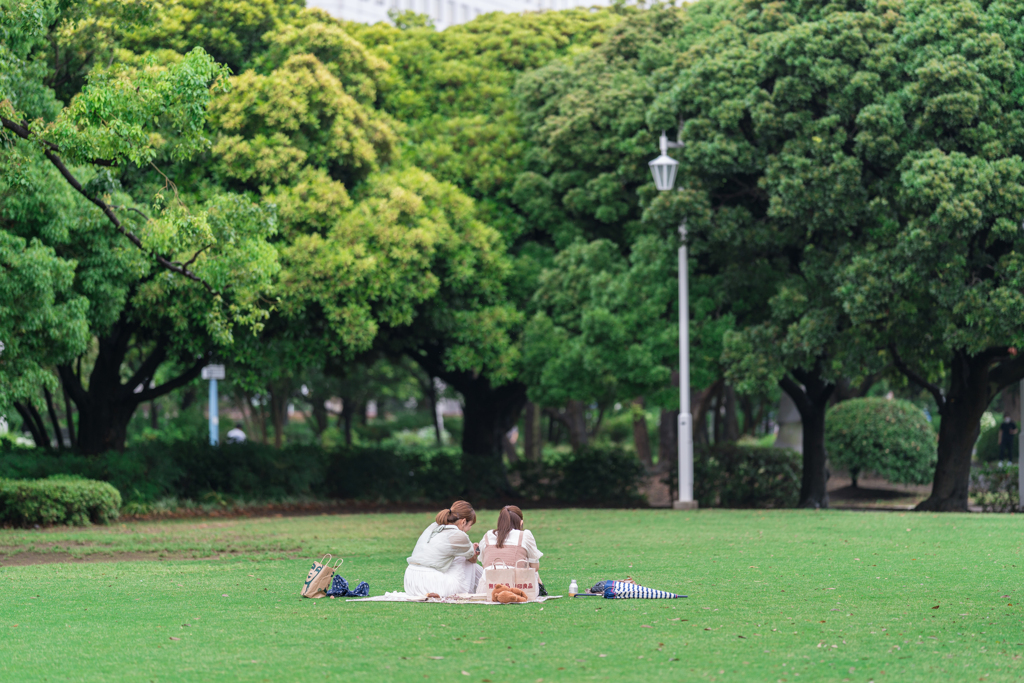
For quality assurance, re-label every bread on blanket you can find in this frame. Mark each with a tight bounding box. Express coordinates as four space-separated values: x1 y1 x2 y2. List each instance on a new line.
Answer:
426 593 440 599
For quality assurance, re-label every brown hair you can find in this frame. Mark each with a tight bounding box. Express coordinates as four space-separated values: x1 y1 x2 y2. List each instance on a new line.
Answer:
495 505 524 548
435 501 476 527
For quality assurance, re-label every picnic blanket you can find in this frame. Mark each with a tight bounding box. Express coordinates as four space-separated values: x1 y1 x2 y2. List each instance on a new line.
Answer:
346 591 561 605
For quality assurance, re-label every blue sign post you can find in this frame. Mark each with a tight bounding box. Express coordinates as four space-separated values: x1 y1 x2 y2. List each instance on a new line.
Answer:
201 364 225 446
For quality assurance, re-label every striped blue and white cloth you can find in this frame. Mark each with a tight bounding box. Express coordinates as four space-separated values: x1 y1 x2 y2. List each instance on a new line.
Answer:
602 580 685 599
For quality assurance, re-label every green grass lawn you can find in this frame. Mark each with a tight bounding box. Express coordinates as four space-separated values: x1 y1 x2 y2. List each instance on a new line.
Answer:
1 509 1022 682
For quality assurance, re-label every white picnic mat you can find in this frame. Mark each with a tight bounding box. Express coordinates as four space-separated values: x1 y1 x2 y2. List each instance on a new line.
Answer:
346 591 562 604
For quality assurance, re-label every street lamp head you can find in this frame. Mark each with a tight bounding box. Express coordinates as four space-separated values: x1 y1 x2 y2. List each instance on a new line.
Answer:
649 132 679 192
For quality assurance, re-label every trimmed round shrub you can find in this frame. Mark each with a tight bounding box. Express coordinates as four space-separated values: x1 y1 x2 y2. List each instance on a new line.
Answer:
825 398 936 486
0 476 121 526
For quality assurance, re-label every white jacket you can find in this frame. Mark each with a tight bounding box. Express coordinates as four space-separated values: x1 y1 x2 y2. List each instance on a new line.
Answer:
407 523 476 573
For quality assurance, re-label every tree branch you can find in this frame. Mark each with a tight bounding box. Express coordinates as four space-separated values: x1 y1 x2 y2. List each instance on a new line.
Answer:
778 375 813 420
135 356 208 403
889 344 945 409
57 363 88 407
2 116 112 165
1 117 213 292
543 406 570 428
987 351 1024 391
119 339 169 401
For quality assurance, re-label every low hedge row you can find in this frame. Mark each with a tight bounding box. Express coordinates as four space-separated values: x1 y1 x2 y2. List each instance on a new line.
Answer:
0 439 800 512
663 443 801 508
510 445 646 506
0 476 121 527
0 441 463 505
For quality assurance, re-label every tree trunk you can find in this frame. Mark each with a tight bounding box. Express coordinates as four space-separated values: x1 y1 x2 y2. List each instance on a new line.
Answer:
341 397 354 446
565 400 589 451
413 344 527 495
250 393 268 444
692 378 720 445
43 387 65 451
912 351 997 512
268 384 287 449
63 383 77 449
311 396 329 436
427 377 443 446
632 397 653 469
58 314 207 454
712 383 724 444
659 408 678 471
523 402 542 462
457 378 526 495
545 400 589 451
13 401 48 449
739 393 756 436
723 384 740 442
780 367 834 509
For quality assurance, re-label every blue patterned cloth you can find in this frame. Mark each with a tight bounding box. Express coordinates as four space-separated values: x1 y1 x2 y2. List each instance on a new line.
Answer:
326 575 369 598
602 580 685 599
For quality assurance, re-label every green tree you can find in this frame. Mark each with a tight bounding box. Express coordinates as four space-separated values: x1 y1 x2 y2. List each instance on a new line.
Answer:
341 9 629 490
646 0 913 507
511 5 761 471
2 0 279 452
834 0 1024 510
523 236 681 464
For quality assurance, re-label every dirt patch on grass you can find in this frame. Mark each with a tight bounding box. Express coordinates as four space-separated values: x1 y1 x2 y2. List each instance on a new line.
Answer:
0 551 201 566
118 500 442 522
0 550 300 566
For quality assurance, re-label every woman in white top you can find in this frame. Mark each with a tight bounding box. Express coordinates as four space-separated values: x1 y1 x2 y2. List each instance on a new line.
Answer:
478 505 544 587
404 501 484 597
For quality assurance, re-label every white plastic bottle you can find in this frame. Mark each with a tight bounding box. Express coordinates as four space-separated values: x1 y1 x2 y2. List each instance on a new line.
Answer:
569 579 578 597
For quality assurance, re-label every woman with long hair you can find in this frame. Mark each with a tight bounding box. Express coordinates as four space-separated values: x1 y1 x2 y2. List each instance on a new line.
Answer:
477 505 544 588
404 501 483 597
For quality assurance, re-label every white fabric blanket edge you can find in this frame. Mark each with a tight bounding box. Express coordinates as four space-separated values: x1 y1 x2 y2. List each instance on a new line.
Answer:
345 591 562 604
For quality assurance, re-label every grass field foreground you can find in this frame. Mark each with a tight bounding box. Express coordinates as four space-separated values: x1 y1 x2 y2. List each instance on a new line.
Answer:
1 509 1023 682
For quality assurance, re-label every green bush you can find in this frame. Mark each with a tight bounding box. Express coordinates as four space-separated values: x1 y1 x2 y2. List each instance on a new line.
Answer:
969 462 1019 512
825 398 936 485
554 445 645 506
507 445 646 506
661 443 801 508
0 476 121 526
695 444 801 508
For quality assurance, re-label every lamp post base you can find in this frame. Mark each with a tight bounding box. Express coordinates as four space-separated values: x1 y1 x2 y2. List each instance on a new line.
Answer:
672 500 699 510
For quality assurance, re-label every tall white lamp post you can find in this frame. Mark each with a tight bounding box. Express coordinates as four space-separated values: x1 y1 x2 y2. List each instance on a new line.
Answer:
649 131 698 510
202 364 225 445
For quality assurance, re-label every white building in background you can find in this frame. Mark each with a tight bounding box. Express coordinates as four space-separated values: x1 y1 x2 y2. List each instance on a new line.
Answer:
308 0 611 30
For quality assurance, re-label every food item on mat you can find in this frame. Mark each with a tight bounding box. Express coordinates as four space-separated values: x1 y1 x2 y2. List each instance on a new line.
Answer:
491 583 528 603
426 593 440 599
